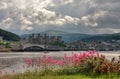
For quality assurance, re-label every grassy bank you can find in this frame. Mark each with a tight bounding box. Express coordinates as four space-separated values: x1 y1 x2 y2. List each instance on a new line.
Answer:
1 72 120 79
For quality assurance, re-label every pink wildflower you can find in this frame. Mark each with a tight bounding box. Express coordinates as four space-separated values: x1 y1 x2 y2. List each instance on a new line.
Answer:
4 70 8 75
58 61 65 67
36 58 40 65
12 70 15 74
41 55 47 63
22 65 25 69
64 53 72 61
25 58 32 66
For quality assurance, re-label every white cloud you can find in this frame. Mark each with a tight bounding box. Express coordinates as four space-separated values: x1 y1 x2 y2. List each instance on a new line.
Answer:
65 16 79 24
21 19 33 25
21 25 33 31
0 2 7 10
0 18 13 29
81 10 107 27
98 28 120 34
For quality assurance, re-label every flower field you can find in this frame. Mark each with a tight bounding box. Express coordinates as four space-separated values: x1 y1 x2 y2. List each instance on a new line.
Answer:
0 51 120 79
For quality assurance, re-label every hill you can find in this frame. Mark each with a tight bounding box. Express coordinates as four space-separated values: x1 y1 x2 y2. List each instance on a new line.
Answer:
61 33 92 43
0 29 20 41
82 33 120 41
41 30 68 36
41 30 92 42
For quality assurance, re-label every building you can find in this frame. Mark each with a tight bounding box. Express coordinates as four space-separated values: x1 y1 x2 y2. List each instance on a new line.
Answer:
28 33 62 45
0 36 3 42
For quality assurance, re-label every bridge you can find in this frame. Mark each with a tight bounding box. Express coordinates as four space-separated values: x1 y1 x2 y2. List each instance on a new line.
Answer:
21 43 46 51
20 43 64 51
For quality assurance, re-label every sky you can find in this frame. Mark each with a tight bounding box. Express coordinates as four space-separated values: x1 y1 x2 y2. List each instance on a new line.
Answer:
0 0 120 35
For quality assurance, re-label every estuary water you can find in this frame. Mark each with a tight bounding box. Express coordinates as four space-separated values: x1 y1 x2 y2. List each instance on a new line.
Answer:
0 51 120 75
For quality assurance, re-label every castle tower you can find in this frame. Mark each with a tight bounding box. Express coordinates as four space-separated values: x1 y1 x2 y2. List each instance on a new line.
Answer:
50 36 56 43
57 36 62 43
29 35 32 43
37 33 42 44
32 33 34 38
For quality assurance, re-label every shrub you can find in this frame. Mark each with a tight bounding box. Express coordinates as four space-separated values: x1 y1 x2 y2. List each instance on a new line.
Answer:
23 51 120 76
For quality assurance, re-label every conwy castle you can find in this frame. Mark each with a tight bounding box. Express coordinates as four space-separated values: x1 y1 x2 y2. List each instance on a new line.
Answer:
28 33 62 45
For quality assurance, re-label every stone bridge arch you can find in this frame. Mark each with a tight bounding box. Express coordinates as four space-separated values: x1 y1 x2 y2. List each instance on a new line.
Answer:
22 43 45 51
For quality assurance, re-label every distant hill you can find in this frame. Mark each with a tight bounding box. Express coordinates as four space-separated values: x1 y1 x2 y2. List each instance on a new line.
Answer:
41 30 92 42
21 30 92 43
0 29 20 41
82 33 120 41
61 33 92 43
41 30 68 36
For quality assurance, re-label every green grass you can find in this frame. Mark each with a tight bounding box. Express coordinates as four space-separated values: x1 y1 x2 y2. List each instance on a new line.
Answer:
1 75 120 79
1 73 120 79
9 75 92 79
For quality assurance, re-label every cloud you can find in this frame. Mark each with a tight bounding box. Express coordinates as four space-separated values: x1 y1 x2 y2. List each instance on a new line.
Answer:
0 2 7 10
0 0 120 34
21 25 33 31
21 19 33 25
81 10 107 27
0 18 13 29
97 28 120 34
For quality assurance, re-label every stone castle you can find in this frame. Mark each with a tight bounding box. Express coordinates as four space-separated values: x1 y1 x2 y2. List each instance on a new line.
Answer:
29 33 62 45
